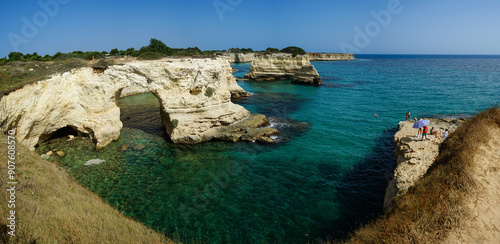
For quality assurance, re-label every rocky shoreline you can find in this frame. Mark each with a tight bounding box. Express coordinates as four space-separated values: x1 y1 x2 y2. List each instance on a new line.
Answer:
384 118 467 210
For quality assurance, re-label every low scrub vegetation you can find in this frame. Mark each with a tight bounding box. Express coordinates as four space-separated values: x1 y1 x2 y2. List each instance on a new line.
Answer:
341 107 500 244
0 58 87 95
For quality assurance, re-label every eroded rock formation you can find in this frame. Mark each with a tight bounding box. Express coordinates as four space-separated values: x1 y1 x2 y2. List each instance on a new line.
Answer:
244 53 322 85
223 53 256 63
384 119 465 210
0 58 272 151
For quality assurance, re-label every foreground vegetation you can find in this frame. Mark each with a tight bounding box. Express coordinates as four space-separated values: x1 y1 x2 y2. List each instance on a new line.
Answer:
341 107 500 243
0 134 171 243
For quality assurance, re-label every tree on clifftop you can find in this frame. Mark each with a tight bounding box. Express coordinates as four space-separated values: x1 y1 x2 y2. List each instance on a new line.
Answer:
280 46 306 56
265 47 280 53
139 38 174 56
8 52 24 61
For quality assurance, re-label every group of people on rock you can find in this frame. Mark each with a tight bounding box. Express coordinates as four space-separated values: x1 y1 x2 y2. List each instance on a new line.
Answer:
407 111 449 141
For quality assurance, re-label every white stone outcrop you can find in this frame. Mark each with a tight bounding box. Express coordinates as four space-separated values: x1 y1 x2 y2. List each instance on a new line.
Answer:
384 119 465 210
244 53 322 85
0 58 255 150
222 53 256 63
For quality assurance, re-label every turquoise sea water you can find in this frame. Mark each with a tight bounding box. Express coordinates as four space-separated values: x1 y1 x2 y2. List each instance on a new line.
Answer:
42 55 500 243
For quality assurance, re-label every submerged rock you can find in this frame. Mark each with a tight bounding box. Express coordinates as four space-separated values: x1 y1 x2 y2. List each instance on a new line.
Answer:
56 151 66 157
133 144 146 151
120 144 129 151
85 158 106 166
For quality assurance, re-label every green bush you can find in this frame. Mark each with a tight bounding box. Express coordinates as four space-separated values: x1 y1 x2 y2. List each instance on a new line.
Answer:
171 119 179 128
92 59 109 73
0 57 7 66
52 52 63 60
280 46 306 56
265 47 280 53
110 48 119 56
138 38 174 56
137 52 165 60
205 87 214 97
8 52 24 62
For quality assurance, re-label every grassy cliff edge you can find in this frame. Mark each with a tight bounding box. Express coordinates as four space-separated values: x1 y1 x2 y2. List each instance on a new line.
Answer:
0 134 171 243
343 107 500 243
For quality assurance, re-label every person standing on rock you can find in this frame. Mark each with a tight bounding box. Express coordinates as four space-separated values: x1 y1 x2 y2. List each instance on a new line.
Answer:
443 129 449 140
422 125 429 141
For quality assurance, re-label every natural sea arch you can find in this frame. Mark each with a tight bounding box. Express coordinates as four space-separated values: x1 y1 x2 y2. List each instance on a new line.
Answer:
0 58 251 150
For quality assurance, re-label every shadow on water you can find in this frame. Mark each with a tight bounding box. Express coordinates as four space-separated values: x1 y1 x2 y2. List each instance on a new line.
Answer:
320 126 398 241
232 92 308 118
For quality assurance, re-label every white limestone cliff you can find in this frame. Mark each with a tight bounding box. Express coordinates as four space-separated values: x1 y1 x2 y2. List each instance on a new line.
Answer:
222 53 256 63
307 53 355 61
244 53 322 85
0 58 261 150
384 119 465 210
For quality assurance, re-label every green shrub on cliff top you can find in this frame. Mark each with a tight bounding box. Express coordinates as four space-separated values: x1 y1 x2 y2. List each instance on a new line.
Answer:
137 52 166 60
280 46 306 56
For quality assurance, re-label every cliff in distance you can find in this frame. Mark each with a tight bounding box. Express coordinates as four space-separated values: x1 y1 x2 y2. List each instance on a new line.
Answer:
244 53 322 85
0 58 276 150
306 53 355 61
222 52 354 63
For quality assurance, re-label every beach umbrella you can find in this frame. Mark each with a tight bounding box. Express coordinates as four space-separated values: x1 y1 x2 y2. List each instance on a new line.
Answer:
413 120 430 128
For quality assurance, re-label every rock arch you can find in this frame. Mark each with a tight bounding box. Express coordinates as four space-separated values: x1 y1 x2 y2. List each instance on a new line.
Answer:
0 58 258 150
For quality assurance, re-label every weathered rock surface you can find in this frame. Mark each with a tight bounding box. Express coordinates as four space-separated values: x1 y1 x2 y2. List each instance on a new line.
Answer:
244 53 322 85
307 53 355 61
206 113 277 143
384 119 465 210
222 53 256 63
120 85 150 98
0 58 258 150
291 65 322 85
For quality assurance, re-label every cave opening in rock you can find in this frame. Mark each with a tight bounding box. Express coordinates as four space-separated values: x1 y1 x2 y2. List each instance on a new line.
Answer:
35 125 91 149
118 91 170 141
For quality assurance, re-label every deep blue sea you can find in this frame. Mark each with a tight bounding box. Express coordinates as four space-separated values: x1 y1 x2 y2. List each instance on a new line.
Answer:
41 55 500 243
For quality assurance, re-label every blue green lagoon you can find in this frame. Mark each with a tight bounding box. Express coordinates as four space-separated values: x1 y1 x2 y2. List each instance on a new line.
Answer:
38 55 500 243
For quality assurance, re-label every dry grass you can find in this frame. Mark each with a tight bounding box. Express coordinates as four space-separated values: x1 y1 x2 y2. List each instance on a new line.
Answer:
342 107 500 244
0 59 88 97
0 134 173 243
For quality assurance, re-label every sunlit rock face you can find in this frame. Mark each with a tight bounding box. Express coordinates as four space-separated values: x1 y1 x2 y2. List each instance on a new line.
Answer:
0 58 258 150
244 53 322 85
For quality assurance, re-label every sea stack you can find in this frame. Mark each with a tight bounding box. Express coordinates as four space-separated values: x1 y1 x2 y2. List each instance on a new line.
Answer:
244 53 322 85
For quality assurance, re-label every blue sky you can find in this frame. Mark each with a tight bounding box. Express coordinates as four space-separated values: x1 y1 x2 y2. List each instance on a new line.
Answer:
1 0 500 57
